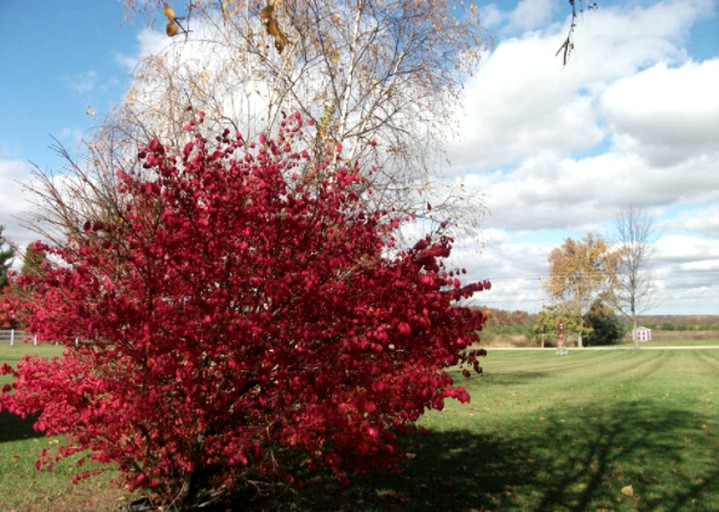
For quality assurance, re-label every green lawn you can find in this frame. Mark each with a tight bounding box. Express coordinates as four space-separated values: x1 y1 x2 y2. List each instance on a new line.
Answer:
621 339 719 348
305 349 719 511
1 346 718 511
0 344 132 511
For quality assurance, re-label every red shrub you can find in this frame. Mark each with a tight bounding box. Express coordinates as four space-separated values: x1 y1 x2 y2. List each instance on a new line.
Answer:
0 113 488 509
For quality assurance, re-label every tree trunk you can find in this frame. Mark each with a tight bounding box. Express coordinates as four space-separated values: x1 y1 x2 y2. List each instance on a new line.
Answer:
632 315 640 350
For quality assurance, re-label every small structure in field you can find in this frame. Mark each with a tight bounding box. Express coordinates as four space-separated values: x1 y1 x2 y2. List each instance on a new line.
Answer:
635 326 652 342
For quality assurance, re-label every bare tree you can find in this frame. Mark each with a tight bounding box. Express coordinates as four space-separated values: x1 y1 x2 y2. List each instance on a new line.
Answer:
613 206 656 349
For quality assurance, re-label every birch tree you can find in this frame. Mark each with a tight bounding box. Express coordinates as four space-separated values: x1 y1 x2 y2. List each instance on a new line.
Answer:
106 1 492 228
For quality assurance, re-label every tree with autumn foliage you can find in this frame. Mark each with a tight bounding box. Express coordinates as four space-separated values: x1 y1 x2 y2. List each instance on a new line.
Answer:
1 113 489 510
544 234 620 348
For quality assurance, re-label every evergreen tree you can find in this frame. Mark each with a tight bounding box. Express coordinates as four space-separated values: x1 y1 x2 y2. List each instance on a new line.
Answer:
20 241 48 277
0 225 15 289
584 300 626 346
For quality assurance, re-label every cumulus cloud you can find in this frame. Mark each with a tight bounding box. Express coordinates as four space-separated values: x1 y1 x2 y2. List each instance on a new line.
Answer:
445 0 719 314
650 234 719 311
3 0 714 315
655 234 719 265
666 206 719 237
602 59 719 166
0 159 36 250
450 1 713 174
506 0 557 32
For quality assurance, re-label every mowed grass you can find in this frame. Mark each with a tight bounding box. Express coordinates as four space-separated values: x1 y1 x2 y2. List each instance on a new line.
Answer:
621 339 719 348
305 349 719 511
1 345 718 511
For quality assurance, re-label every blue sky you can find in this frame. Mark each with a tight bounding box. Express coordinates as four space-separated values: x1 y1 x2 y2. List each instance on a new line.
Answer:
0 1 140 170
1 0 718 315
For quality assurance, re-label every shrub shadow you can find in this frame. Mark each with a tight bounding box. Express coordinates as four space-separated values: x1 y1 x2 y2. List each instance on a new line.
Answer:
290 400 718 511
0 410 42 443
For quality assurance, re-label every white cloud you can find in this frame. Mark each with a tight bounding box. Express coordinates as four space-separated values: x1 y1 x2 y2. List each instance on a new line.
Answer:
479 4 505 30
650 234 719 312
655 234 719 265
113 51 138 73
462 146 719 237
507 0 557 32
112 27 173 75
61 70 99 95
666 206 719 237
135 27 174 59
452 233 555 310
449 0 712 175
0 160 36 250
448 31 601 172
602 59 719 166
445 0 719 314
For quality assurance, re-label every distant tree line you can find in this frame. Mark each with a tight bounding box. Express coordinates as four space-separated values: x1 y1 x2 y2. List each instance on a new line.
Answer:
472 305 718 346
640 316 719 331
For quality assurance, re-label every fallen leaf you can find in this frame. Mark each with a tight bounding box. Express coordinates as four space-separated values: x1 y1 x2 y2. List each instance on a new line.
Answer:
620 484 634 496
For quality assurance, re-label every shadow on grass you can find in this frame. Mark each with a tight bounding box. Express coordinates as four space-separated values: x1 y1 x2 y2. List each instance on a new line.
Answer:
286 400 718 511
0 410 41 443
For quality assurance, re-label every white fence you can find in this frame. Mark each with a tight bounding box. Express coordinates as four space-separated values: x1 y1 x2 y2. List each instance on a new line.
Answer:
0 330 36 345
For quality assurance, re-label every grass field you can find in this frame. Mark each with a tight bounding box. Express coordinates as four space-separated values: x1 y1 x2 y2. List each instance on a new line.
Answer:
620 339 719 348
0 344 132 512
1 344 718 511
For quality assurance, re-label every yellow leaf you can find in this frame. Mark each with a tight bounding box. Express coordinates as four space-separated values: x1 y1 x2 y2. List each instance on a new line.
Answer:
166 21 179 37
620 484 633 496
163 4 176 21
